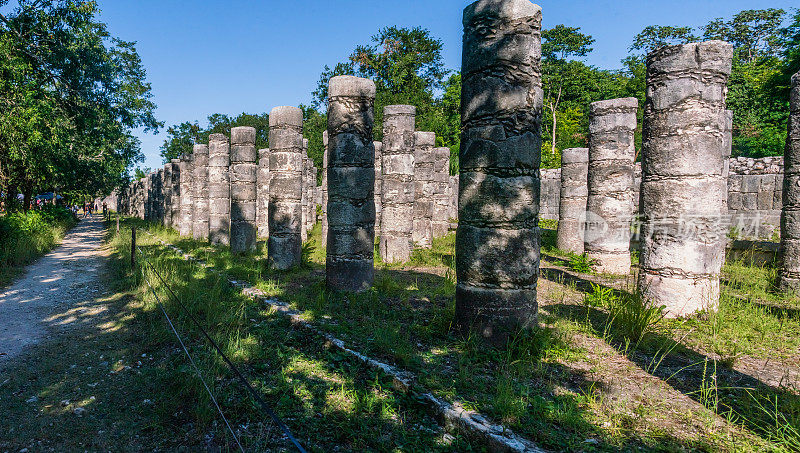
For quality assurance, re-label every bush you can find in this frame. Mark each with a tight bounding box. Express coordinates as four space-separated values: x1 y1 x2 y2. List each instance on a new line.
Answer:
0 206 77 269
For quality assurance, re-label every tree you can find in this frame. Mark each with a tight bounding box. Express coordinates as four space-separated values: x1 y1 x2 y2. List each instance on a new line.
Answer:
159 112 270 163
311 26 449 142
541 25 595 159
702 9 786 63
0 0 160 209
629 25 697 54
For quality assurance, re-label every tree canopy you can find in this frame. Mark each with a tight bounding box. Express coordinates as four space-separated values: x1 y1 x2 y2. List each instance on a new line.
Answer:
0 0 160 209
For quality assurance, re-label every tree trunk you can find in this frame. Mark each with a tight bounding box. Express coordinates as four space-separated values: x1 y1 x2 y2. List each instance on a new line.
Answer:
23 182 33 211
551 109 557 156
5 183 17 211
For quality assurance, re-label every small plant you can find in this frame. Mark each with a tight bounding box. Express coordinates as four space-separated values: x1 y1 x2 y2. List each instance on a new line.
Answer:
608 291 665 345
585 283 614 309
568 253 594 274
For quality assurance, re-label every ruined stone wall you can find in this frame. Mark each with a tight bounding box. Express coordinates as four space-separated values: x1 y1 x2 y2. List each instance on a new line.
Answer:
536 157 782 239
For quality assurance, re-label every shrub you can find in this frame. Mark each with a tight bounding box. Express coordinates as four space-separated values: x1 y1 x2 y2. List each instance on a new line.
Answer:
0 206 77 269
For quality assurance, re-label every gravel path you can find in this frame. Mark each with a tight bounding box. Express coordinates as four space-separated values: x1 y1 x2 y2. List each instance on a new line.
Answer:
0 216 107 369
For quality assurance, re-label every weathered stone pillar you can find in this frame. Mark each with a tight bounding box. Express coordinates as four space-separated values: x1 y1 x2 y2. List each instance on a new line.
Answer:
192 144 210 241
413 131 436 248
780 71 800 291
432 146 451 238
584 98 637 275
301 138 309 242
557 148 589 254
268 106 304 269
170 159 181 230
321 131 329 246
374 141 383 234
179 154 193 237
208 133 231 246
162 164 173 227
639 41 733 316
326 75 376 291
457 0 542 342
380 105 416 263
230 127 257 253
257 148 270 238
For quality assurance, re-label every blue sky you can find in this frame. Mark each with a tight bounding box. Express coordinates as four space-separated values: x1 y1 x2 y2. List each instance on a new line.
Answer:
92 0 797 173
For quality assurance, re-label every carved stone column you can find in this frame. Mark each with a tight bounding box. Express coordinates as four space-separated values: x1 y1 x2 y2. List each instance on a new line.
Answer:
192 144 210 241
584 98 637 274
230 127 257 253
326 75 376 291
780 71 800 291
208 133 231 246
639 41 733 315
556 147 588 254
268 106 304 269
379 105 416 263
457 0 543 342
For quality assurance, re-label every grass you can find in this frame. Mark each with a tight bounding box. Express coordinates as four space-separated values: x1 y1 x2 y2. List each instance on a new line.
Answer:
0 205 77 287
112 216 800 451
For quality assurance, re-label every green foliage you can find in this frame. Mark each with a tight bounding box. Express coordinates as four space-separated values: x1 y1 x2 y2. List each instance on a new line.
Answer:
0 206 76 281
629 25 698 54
567 254 594 274
159 112 270 163
0 0 161 206
702 9 787 62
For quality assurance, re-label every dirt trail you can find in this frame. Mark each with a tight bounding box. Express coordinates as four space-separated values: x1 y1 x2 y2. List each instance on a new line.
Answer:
0 216 107 368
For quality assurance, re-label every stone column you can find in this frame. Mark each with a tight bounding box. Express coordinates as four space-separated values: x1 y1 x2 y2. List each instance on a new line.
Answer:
208 133 231 246
557 148 589 254
431 146 451 238
257 148 270 238
268 106 304 269
230 127 258 253
321 131 329 246
162 164 173 227
457 0 542 342
301 138 309 242
326 75 376 291
169 159 181 229
413 131 436 248
639 41 733 316
373 141 383 235
780 71 800 291
192 144 210 241
584 98 637 274
380 105 416 263
179 154 193 237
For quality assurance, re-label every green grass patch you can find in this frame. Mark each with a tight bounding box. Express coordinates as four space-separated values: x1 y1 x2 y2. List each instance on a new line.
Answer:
0 206 77 287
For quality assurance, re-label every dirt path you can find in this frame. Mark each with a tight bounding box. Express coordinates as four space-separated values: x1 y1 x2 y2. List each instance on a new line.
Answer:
0 216 107 368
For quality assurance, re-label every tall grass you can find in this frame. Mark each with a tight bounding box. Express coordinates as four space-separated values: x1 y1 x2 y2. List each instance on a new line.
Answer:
0 206 77 283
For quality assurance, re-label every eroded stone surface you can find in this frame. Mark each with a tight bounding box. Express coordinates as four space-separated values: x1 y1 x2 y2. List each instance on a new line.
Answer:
781 71 800 291
585 98 637 275
557 148 588 254
268 106 304 269
230 127 257 253
457 0 542 342
413 131 436 247
257 148 270 238
432 146 451 238
192 144 210 240
179 154 194 237
321 131 330 246
639 41 733 316
380 105 416 263
326 75 376 292
208 133 231 246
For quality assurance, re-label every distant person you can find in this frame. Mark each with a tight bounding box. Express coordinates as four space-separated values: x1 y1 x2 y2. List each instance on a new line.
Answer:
83 202 90 218
102 201 107 218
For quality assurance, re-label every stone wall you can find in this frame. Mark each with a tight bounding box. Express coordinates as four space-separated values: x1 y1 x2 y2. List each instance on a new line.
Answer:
536 156 782 238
